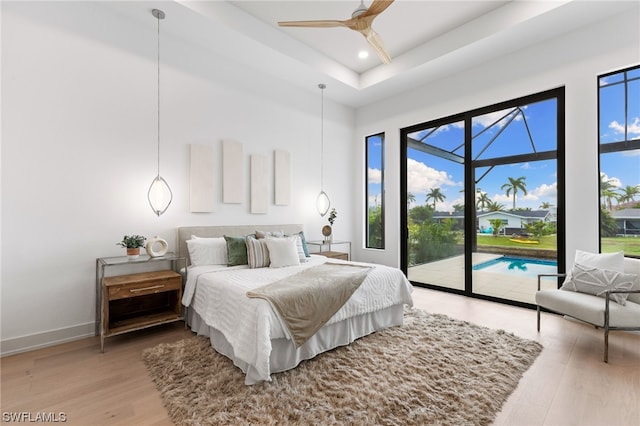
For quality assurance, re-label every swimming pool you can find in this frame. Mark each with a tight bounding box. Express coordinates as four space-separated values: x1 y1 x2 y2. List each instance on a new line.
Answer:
472 256 557 279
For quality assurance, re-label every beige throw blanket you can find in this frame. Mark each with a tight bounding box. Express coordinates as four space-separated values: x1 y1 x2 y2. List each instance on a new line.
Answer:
247 263 372 347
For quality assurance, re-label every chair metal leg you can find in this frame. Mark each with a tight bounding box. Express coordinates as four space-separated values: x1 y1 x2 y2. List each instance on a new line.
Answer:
604 294 610 363
604 327 609 363
537 305 541 332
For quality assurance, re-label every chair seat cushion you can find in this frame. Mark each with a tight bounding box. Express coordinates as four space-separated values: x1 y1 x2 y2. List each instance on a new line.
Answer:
536 289 640 328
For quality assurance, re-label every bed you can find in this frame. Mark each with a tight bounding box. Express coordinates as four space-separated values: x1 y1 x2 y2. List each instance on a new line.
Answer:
177 224 414 384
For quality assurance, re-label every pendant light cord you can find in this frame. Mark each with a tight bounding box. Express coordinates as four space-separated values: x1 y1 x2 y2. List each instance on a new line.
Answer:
156 11 161 178
319 83 326 191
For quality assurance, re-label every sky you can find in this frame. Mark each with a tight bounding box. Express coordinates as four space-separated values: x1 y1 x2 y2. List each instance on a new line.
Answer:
367 67 640 213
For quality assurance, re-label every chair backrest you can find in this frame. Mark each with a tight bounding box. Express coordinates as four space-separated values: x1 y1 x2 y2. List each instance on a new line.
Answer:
623 257 640 276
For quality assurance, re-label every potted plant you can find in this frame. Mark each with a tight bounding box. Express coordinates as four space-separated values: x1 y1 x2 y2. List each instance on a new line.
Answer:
328 208 337 226
117 235 146 259
322 208 338 243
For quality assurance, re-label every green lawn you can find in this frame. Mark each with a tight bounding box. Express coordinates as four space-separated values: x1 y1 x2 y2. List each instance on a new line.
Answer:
476 235 557 250
602 237 640 257
475 235 640 257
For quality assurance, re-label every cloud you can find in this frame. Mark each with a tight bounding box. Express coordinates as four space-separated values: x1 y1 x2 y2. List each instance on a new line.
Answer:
523 182 557 201
472 106 525 130
520 162 532 170
601 172 623 188
368 168 381 184
406 158 455 194
609 117 640 139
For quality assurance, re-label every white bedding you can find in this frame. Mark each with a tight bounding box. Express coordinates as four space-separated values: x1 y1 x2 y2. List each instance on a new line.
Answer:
182 255 414 383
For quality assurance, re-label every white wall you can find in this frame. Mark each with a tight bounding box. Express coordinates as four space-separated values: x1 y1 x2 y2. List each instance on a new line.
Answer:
0 2 355 354
2 2 638 355
353 9 640 268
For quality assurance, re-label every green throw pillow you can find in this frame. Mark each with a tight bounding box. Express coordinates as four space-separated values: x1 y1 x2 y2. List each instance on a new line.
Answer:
224 235 248 266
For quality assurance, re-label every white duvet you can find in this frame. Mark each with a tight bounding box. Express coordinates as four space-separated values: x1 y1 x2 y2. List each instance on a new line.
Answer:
182 255 414 382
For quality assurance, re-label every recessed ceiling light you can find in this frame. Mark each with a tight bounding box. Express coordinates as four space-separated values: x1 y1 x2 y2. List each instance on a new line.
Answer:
358 50 369 59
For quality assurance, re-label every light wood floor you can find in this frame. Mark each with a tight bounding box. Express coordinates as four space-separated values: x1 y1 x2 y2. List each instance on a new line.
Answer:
1 287 639 425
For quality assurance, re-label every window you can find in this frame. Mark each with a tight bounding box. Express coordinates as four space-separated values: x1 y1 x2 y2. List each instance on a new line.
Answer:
401 88 564 307
366 133 385 249
598 65 640 257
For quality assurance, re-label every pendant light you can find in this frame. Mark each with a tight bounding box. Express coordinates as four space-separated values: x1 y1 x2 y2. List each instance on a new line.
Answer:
148 8 172 216
316 83 330 217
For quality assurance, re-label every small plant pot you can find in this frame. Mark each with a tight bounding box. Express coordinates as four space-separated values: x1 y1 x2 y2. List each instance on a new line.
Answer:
126 247 141 259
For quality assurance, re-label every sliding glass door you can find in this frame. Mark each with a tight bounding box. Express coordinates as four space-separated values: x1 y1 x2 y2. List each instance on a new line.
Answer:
401 89 565 306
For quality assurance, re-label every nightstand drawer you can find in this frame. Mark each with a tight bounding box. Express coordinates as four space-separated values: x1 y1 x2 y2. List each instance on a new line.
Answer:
321 251 349 260
104 271 181 301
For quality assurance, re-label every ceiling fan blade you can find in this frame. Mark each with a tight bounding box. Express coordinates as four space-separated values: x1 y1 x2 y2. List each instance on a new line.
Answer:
278 19 346 28
364 29 391 64
361 0 394 18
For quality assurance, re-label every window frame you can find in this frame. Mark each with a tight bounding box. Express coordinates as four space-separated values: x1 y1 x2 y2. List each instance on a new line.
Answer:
597 64 640 257
365 132 385 249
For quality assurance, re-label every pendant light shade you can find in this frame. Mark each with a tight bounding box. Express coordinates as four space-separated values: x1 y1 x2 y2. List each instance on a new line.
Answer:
316 83 330 217
316 190 330 217
148 175 172 216
148 8 172 216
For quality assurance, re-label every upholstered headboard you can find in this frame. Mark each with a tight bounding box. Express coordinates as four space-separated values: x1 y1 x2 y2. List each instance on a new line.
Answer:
177 224 305 266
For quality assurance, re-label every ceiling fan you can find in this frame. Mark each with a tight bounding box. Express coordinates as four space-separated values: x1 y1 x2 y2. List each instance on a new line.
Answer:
278 0 395 64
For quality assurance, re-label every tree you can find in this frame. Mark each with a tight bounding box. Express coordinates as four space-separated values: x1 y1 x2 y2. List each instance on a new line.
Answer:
408 205 433 225
501 176 527 210
486 200 505 211
367 205 383 248
600 207 619 237
425 188 446 210
476 192 490 212
619 185 640 204
407 192 416 206
452 203 465 212
600 173 620 210
524 221 551 241
539 201 554 209
488 219 505 236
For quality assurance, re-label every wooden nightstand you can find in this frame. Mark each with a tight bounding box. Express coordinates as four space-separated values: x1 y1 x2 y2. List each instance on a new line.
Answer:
100 269 182 352
320 251 349 260
306 240 351 260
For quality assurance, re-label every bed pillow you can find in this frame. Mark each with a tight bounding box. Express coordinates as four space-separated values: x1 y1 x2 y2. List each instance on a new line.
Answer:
246 235 270 269
265 236 300 268
255 230 284 239
290 231 310 257
224 235 249 266
561 263 637 305
293 235 308 263
561 250 625 288
186 236 227 266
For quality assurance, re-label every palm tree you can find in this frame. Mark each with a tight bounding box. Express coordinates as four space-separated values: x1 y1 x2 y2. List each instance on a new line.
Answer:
425 188 446 210
599 174 619 210
407 192 416 206
486 200 505 211
619 185 640 204
539 201 554 209
501 176 527 210
476 192 491 212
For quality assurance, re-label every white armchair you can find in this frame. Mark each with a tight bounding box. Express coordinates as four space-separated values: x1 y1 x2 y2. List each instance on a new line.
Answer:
535 252 640 362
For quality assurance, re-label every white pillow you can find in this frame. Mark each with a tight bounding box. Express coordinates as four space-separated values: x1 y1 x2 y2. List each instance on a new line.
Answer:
562 250 624 287
294 235 308 263
562 263 636 305
186 236 228 266
265 236 300 268
574 250 625 271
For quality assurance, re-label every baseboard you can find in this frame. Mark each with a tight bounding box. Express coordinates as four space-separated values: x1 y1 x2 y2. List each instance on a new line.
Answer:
0 322 95 357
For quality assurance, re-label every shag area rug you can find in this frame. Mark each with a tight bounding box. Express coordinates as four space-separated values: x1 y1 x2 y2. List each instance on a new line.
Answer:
142 308 542 426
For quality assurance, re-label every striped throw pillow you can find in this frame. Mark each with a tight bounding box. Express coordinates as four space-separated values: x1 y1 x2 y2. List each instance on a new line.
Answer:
246 235 270 268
